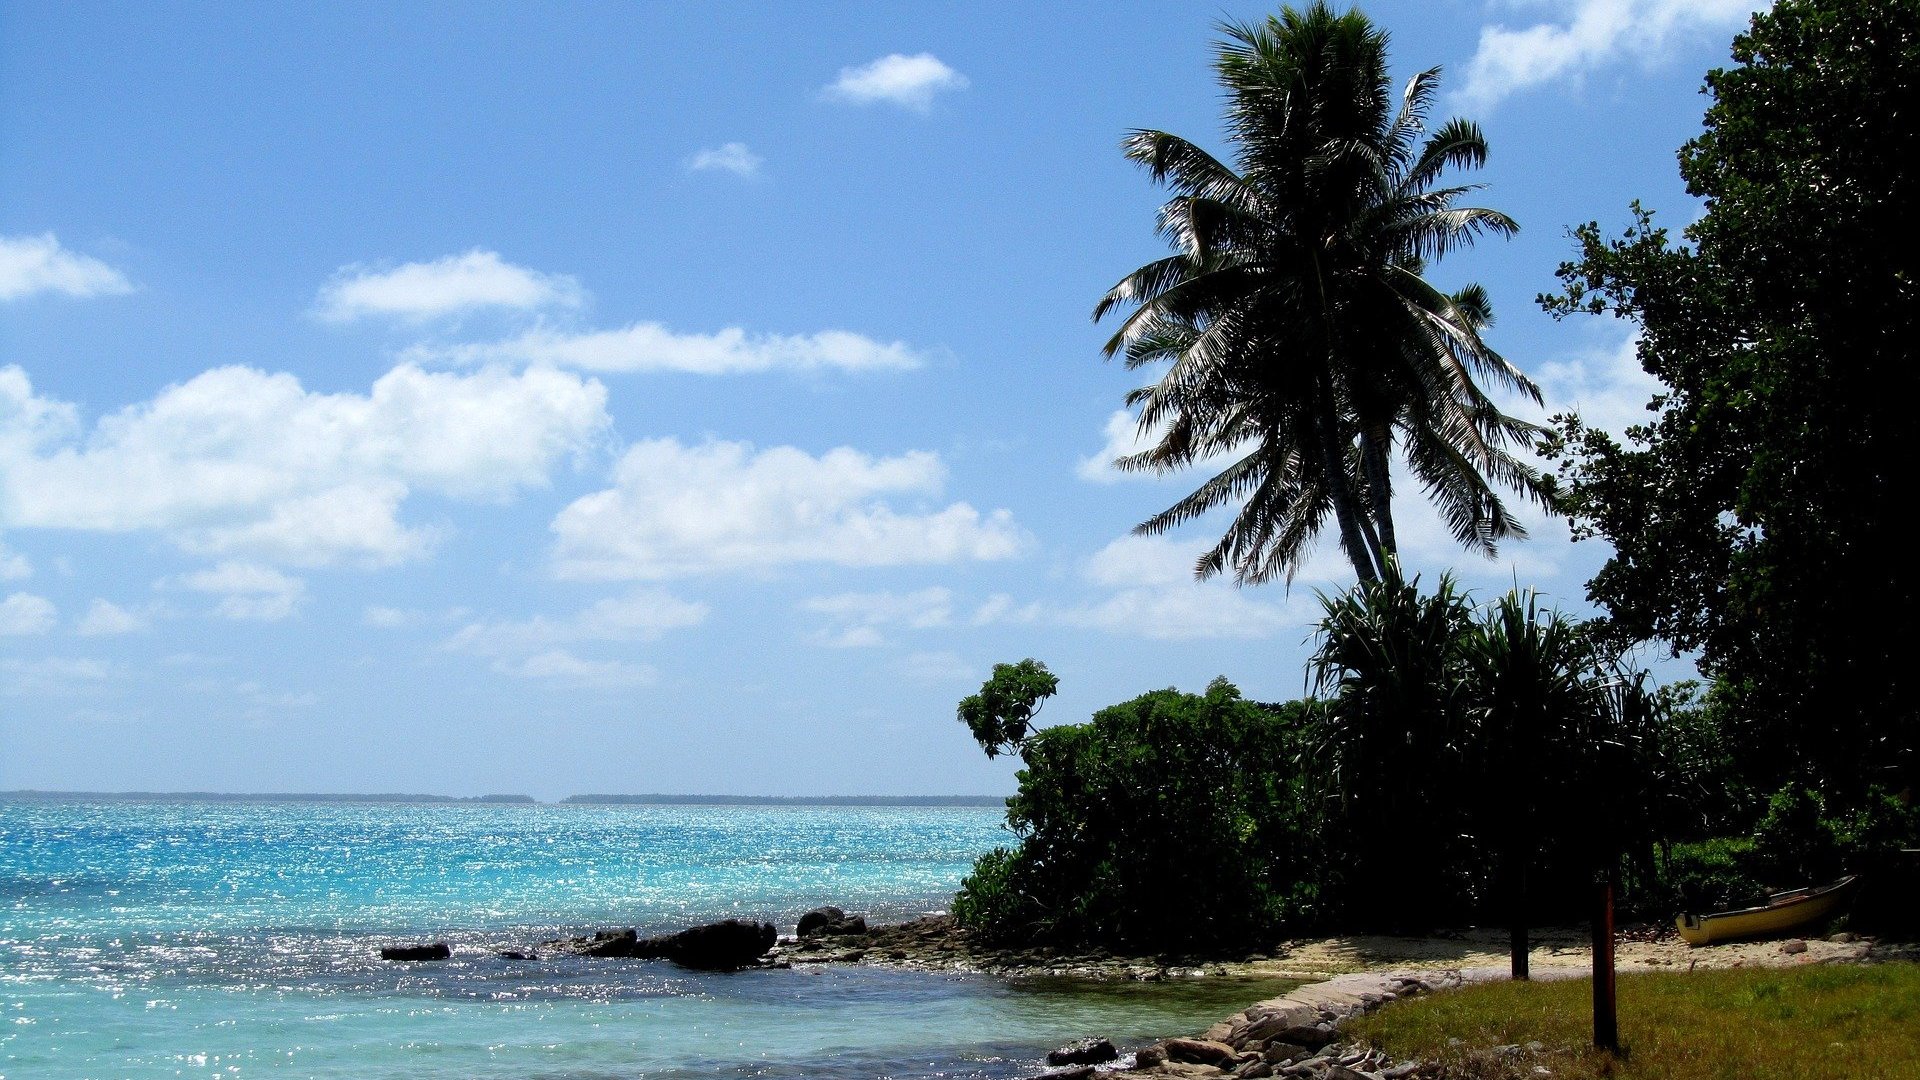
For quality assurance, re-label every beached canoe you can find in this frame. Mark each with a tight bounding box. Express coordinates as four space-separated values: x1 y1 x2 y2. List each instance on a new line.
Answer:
1676 874 1859 946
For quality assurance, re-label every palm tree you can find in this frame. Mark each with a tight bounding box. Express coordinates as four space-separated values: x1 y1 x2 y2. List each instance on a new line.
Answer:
1094 3 1548 584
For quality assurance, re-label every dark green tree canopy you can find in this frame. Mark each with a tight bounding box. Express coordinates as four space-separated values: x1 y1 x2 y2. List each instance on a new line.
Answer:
1095 2 1547 586
1540 0 1920 799
956 658 1059 758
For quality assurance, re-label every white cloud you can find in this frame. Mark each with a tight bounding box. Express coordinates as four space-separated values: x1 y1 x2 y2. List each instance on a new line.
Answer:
1059 535 1324 641
1531 333 1665 440
1 656 113 696
822 53 968 112
898 650 975 684
363 605 409 627
173 562 307 621
1076 408 1249 485
408 323 925 375
446 590 701 687
1456 0 1760 111
314 250 584 322
499 649 656 688
551 439 1028 580
801 586 954 647
77 598 147 636
0 233 133 301
0 542 29 580
687 142 763 177
448 589 708 658
0 591 56 635
0 362 609 567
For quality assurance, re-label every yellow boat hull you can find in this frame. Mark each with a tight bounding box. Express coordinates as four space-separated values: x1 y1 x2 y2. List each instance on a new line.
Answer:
1676 875 1858 946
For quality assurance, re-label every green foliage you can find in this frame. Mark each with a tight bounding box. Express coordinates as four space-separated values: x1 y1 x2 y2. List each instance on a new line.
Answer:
955 658 1058 758
1307 574 1660 926
1659 837 1766 914
1538 0 1920 806
1094 1 1543 586
1752 784 1842 887
953 677 1316 953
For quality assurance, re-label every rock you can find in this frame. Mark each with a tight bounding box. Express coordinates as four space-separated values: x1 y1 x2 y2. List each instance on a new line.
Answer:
633 918 778 970
1831 932 1856 944
380 942 451 961
1136 1044 1168 1069
1036 1067 1096 1080
496 950 536 960
1047 1037 1118 1066
572 929 639 957
1271 1024 1338 1050
797 905 868 938
1782 938 1808 954
1165 1038 1238 1066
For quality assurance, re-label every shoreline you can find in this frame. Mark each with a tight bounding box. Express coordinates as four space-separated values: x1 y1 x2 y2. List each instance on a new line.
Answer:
771 913 1907 981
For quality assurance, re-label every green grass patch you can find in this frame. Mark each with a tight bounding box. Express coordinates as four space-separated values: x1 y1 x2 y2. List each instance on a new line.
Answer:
1346 963 1920 1079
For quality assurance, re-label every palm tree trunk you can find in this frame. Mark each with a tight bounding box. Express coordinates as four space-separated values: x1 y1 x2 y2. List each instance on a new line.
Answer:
1362 427 1397 569
1322 435 1381 583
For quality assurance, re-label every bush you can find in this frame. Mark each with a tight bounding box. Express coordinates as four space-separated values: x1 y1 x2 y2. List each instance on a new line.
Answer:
1660 836 1767 913
951 678 1314 954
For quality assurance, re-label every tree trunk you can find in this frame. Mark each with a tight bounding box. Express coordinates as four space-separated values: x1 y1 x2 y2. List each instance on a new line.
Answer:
1322 435 1380 583
1362 427 1397 569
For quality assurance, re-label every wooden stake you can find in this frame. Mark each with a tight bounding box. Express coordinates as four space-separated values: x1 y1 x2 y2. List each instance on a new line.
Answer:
1593 872 1618 1052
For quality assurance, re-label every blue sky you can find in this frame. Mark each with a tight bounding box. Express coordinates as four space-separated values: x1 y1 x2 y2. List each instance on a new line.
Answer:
1 1 1759 798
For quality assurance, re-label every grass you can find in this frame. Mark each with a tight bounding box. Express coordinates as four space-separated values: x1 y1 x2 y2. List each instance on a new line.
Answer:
1344 962 1920 1079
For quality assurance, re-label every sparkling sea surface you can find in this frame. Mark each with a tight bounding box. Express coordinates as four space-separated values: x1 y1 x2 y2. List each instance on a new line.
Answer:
0 799 1292 1078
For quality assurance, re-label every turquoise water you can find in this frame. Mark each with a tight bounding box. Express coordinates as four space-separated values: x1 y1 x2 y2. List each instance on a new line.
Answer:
1 800 1287 1078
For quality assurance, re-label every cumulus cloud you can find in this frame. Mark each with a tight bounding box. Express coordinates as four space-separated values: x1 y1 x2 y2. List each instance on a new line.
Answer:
551 439 1027 580
1456 0 1760 111
1055 534 1327 641
687 142 763 177
0 233 133 301
446 589 705 686
1 591 56 635
174 562 307 621
822 53 968 112
802 586 954 647
314 250 584 322
0 542 28 580
409 322 925 375
0 363 609 567
77 598 148 636
1531 333 1665 440
1076 408 1250 485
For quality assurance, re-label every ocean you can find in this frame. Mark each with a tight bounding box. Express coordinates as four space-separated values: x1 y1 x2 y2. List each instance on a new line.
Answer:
0 799 1293 1078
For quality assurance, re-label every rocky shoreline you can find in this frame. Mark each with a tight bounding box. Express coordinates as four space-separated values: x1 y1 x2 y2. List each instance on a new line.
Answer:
381 909 1918 1079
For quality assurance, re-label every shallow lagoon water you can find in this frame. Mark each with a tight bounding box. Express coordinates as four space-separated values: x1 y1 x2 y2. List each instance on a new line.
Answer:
1 800 1294 1078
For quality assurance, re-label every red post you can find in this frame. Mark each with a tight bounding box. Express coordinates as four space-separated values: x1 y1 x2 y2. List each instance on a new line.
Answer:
1592 873 1618 1052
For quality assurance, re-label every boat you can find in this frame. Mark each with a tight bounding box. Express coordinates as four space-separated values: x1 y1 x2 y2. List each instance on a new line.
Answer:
1675 874 1859 946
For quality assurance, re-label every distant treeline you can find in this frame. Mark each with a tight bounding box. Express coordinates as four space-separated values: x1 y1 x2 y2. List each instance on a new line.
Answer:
0 790 1006 807
561 794 1006 807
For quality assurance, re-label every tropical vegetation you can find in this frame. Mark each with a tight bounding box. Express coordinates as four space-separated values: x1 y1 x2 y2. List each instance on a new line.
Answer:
1538 0 1920 811
1093 2 1547 585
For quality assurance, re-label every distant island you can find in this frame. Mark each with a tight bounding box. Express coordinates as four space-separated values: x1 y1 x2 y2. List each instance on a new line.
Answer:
0 790 1005 807
560 794 1007 807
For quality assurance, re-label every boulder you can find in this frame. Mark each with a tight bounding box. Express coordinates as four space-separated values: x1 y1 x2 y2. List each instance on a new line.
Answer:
797 906 869 938
1048 1037 1119 1066
1164 1037 1238 1066
380 942 451 961
633 918 778 970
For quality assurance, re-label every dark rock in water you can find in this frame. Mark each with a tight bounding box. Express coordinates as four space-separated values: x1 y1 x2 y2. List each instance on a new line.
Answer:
497 950 536 960
633 919 778 970
1047 1037 1118 1066
797 906 868 938
579 929 640 957
381 942 451 961
1035 1067 1096 1080
797 906 846 937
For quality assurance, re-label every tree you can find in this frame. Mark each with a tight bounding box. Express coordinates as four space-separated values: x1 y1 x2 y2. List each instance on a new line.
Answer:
956 658 1058 758
1094 2 1547 585
1539 0 1920 804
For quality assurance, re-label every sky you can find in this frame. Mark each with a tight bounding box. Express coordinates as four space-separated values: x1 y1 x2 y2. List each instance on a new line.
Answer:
1 0 1763 799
